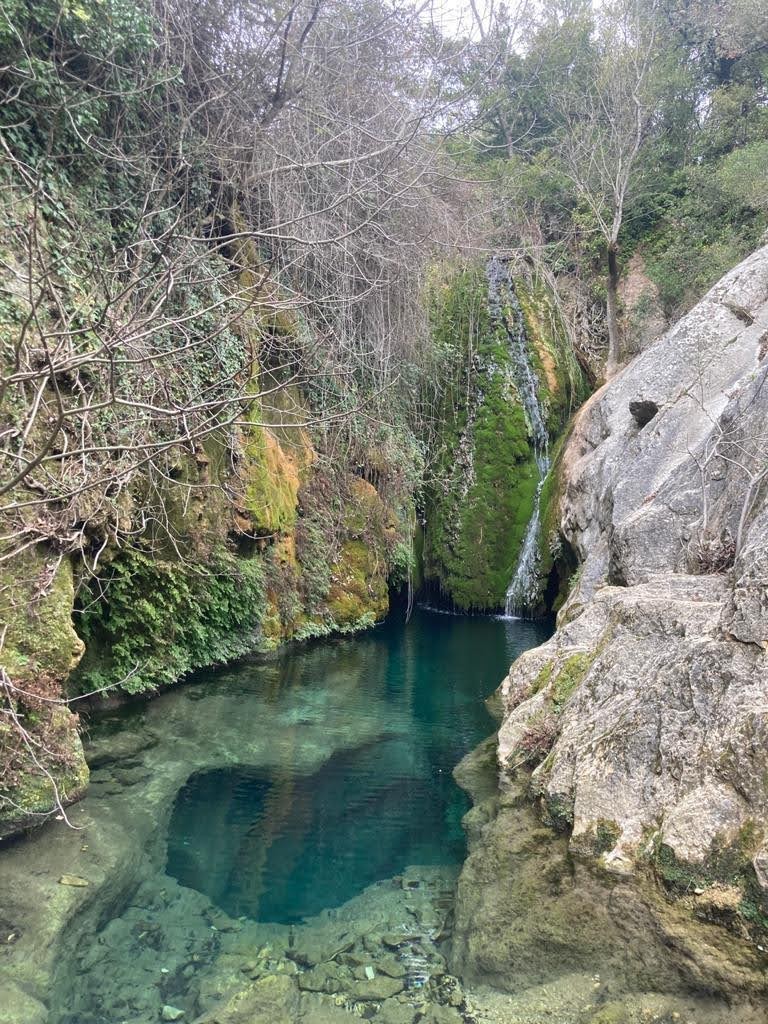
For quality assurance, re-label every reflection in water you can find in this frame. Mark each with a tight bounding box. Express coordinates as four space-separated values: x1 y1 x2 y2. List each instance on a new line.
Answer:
166 608 552 923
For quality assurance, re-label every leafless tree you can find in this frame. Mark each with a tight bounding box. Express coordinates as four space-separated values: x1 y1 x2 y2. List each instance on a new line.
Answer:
550 0 659 377
0 0 477 566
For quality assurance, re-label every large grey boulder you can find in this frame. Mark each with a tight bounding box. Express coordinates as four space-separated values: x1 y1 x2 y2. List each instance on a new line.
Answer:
560 243 768 602
454 246 768 1000
498 575 767 868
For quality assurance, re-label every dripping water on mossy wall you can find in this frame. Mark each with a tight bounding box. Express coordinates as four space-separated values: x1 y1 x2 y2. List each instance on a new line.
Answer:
420 262 538 611
421 261 588 614
486 257 552 617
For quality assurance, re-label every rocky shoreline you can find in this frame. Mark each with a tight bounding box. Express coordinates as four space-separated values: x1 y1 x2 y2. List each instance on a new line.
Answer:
450 246 768 1016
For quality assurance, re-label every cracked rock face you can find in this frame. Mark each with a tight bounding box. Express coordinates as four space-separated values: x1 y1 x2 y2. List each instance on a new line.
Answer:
499 575 767 871
560 243 768 599
454 245 768 1000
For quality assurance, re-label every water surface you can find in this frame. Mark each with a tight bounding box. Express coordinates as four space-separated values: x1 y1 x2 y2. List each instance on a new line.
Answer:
164 608 552 923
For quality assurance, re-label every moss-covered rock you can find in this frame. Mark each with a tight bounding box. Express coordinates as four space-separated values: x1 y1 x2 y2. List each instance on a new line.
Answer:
239 379 315 536
422 261 587 611
0 547 84 683
515 279 586 437
453 762 768 1002
649 826 768 945
0 547 88 838
535 431 581 615
243 427 302 533
326 539 388 626
1 708 89 839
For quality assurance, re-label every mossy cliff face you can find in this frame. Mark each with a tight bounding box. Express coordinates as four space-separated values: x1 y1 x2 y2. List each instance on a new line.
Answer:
422 261 586 611
0 548 88 839
71 424 409 696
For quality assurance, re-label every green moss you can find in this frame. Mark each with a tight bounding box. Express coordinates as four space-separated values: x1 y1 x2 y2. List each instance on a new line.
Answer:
0 547 90 838
516 279 588 437
429 403 539 610
326 539 389 626
0 706 89 829
72 548 267 695
422 263 541 609
593 818 621 855
510 650 595 785
422 262 587 611
242 421 301 534
239 372 316 536
0 547 84 684
651 825 768 941
292 468 399 628
551 652 593 709
530 660 555 695
540 792 575 833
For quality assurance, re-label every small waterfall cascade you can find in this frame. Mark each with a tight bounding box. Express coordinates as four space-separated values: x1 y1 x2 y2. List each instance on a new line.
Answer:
486 256 551 617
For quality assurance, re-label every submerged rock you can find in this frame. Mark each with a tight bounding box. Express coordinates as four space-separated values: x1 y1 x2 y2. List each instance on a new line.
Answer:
375 1002 417 1024
58 874 89 888
350 975 405 1000
298 964 349 994
194 973 299 1024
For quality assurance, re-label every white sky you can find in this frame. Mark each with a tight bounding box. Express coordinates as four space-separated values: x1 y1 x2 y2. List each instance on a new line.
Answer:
419 0 485 39
418 0 540 42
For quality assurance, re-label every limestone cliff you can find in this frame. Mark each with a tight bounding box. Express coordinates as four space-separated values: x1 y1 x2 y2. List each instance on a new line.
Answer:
454 246 768 999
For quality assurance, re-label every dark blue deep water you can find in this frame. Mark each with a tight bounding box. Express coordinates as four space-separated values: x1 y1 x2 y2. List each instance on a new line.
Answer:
165 608 552 923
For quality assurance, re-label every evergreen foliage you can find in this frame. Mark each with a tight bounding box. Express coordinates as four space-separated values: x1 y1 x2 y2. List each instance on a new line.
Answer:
73 550 267 694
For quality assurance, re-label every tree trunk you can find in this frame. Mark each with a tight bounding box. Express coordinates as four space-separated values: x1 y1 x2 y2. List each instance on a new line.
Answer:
605 242 621 378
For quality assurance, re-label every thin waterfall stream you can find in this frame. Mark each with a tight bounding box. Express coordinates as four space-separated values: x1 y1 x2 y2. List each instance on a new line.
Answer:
487 256 551 617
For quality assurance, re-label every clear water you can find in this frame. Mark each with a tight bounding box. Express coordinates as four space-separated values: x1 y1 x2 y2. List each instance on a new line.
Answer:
3 609 756 1024
165 607 553 923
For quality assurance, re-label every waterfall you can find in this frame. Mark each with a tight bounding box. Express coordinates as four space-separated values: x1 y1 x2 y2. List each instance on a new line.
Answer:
486 256 551 617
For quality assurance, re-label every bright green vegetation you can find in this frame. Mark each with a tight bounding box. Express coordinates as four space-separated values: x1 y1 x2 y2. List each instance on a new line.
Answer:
0 547 83 685
73 550 267 695
422 264 536 609
422 263 585 610
550 652 593 709
591 819 622 856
